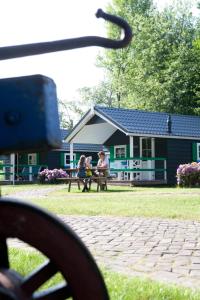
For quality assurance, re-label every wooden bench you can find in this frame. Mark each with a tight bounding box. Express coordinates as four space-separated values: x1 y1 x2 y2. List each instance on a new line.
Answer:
58 176 108 192
91 176 108 192
57 178 82 192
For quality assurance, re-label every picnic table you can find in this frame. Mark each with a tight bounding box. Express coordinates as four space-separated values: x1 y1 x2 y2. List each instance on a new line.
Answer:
58 168 108 192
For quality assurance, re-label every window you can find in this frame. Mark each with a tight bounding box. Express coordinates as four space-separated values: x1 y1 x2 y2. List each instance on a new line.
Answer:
64 153 76 167
114 145 126 158
28 153 37 165
141 138 152 158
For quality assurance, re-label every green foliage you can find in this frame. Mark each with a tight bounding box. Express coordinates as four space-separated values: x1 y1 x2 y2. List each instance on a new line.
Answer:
58 99 85 129
125 8 200 114
79 0 200 115
58 99 74 129
78 81 116 107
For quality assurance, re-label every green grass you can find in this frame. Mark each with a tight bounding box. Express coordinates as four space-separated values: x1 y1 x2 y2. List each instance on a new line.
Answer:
9 248 64 292
14 185 200 220
1 184 200 220
9 248 200 300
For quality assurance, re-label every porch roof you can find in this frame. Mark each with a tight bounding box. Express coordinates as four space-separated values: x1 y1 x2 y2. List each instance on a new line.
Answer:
55 129 103 152
66 106 200 143
58 142 103 152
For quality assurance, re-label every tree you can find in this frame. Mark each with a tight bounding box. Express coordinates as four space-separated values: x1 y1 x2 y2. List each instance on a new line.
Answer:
123 7 200 114
79 0 200 115
98 0 155 108
79 0 154 109
78 81 118 107
58 99 74 129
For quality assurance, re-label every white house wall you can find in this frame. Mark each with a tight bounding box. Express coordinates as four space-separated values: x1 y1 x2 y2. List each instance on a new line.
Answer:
72 123 117 144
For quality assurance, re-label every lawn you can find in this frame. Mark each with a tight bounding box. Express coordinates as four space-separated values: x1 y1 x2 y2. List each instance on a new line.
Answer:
9 248 200 300
1 184 200 220
3 185 200 299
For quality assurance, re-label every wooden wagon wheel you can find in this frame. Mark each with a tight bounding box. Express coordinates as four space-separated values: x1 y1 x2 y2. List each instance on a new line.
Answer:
0 198 109 300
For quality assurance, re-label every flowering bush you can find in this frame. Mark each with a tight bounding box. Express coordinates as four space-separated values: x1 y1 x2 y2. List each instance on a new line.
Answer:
38 168 68 184
177 162 200 187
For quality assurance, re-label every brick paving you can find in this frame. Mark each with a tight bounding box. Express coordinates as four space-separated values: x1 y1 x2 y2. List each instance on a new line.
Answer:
9 215 200 289
4 185 64 199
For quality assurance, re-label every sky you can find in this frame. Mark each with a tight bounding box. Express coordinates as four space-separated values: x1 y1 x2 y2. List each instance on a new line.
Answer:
0 0 110 102
0 0 198 103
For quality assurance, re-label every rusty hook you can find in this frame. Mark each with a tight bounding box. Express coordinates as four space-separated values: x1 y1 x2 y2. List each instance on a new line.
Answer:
0 9 132 60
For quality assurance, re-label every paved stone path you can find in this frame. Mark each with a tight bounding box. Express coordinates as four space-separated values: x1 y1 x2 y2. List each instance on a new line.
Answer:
4 185 64 199
9 214 200 289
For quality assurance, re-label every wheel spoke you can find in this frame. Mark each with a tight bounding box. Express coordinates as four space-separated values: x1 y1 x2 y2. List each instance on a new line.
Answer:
21 260 57 295
0 238 9 268
33 283 72 300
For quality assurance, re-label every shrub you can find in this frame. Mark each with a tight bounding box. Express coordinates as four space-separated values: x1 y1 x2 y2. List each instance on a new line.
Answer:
177 162 200 187
38 168 68 184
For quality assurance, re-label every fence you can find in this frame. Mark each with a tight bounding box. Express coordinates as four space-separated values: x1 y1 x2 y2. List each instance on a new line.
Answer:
0 164 47 183
109 157 167 181
68 157 167 181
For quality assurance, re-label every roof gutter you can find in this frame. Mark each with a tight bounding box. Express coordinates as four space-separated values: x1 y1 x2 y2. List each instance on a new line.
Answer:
126 132 200 140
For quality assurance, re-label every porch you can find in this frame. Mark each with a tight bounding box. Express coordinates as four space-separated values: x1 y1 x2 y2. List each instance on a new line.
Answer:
67 132 168 184
65 156 167 185
0 163 47 184
109 157 167 182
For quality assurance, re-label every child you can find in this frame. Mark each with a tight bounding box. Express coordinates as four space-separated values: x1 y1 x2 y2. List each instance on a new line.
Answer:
86 156 92 190
77 155 88 192
86 156 92 177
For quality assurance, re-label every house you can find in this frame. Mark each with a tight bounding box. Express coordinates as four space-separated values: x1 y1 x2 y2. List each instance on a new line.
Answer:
0 129 103 182
66 106 200 185
17 129 102 170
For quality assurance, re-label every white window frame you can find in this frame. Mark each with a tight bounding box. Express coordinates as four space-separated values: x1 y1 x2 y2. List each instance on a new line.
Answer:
64 153 76 167
197 143 200 161
140 137 154 158
28 153 37 165
139 137 155 180
114 145 126 159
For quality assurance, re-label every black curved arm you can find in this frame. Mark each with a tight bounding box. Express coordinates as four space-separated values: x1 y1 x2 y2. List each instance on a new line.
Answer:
0 9 132 60
95 9 132 48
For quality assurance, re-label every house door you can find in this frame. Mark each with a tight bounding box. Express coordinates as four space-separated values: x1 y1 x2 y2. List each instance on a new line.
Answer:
140 137 155 180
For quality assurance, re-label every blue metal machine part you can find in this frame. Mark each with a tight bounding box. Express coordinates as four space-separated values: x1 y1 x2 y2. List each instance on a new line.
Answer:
0 74 61 153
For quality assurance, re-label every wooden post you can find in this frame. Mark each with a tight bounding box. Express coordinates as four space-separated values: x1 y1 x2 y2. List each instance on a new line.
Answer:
164 159 167 181
10 153 15 185
151 138 155 180
29 166 33 182
70 143 74 169
129 136 134 181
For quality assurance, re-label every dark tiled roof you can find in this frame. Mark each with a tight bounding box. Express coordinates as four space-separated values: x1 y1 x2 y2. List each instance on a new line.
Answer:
95 106 200 138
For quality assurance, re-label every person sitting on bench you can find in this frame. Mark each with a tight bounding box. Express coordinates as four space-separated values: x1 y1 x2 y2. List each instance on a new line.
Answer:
77 155 89 192
96 151 109 177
